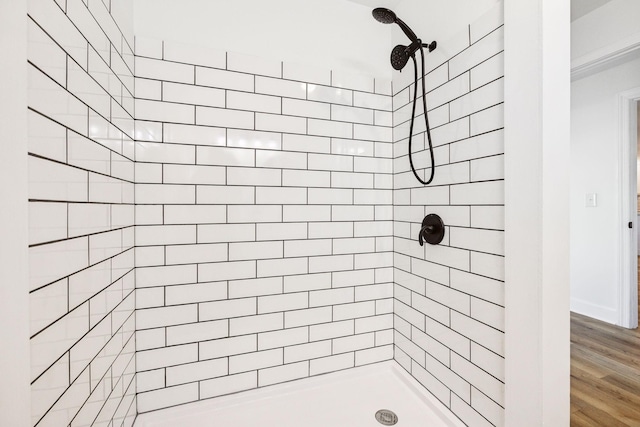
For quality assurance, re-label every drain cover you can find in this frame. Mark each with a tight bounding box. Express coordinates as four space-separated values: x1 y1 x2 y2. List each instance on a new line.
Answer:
375 409 398 425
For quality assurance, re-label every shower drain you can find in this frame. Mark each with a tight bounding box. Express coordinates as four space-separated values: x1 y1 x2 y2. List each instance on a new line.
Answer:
375 409 398 425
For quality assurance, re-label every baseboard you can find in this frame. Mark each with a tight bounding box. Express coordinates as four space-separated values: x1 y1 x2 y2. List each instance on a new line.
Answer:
570 297 619 325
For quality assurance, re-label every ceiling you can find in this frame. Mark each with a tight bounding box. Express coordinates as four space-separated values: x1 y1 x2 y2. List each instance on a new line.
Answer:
571 0 615 21
348 0 616 22
344 0 401 10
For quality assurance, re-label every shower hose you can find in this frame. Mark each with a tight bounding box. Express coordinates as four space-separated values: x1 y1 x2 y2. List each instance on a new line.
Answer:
407 45 436 185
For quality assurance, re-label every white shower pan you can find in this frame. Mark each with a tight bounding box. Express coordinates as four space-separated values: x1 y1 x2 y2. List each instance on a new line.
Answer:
134 361 465 427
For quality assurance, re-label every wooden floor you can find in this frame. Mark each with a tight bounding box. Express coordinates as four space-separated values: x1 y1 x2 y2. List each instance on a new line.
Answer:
570 258 640 426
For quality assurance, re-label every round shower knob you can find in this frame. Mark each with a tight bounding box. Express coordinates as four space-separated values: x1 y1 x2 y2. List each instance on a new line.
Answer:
418 214 445 246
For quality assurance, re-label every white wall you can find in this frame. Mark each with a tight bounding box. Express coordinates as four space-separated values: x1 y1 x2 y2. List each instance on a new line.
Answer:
393 19 505 427
389 0 500 93
393 0 500 48
505 0 570 424
134 0 392 79
0 1 30 426
133 0 500 114
570 0 640 323
390 2 506 426
133 0 499 82
112 0 135 48
571 56 640 322
26 0 137 425
133 38 395 413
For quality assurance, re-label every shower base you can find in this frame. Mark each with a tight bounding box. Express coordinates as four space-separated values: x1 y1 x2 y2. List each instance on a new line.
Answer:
134 361 464 427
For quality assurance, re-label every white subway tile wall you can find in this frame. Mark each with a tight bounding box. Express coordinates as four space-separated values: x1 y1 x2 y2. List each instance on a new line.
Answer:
27 0 136 426
133 38 393 412
27 0 505 424
392 5 504 427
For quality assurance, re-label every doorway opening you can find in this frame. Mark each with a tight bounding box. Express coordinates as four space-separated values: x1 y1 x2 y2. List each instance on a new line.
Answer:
635 100 640 325
620 92 640 329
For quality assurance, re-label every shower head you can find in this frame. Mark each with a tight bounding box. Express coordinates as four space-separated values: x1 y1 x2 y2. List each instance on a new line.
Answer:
371 8 438 186
372 7 396 24
371 7 418 43
390 44 411 71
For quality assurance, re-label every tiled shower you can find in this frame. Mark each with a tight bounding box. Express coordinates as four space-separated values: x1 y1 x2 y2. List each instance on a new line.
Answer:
24 0 504 426
133 36 396 411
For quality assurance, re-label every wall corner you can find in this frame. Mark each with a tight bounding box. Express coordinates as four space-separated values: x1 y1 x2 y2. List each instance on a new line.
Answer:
0 0 31 426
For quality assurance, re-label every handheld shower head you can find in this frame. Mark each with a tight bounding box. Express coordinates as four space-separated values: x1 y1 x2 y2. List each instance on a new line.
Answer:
372 7 396 24
371 7 418 42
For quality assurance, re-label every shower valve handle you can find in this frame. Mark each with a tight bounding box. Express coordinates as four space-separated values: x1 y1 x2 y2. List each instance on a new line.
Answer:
418 214 445 246
418 225 434 246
